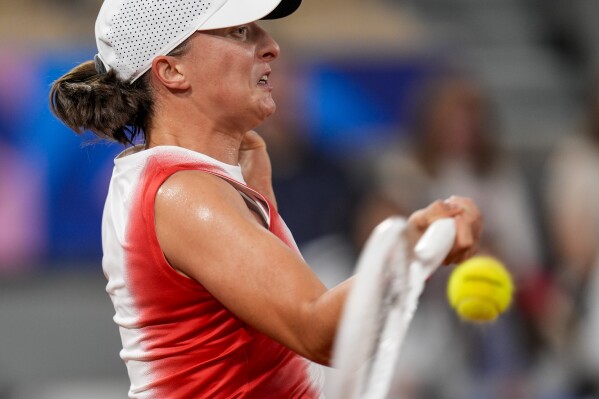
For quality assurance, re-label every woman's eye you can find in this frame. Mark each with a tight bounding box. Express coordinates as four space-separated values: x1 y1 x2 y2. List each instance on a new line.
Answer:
231 26 249 39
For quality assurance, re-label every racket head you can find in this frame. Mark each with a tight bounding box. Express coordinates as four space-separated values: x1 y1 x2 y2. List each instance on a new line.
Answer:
329 216 408 399
329 217 457 399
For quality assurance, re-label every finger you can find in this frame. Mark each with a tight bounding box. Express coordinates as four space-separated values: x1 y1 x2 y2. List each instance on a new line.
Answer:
444 197 483 240
409 199 462 232
455 213 475 252
446 197 483 223
443 207 483 264
240 130 266 151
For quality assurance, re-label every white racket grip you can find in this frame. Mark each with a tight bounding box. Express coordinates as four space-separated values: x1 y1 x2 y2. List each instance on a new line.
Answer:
414 218 456 277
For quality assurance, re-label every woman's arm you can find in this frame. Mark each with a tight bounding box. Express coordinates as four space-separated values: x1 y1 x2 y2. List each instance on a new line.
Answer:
155 171 481 365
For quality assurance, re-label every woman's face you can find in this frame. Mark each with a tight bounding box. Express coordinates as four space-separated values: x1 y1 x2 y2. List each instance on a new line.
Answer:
427 83 486 157
180 22 280 131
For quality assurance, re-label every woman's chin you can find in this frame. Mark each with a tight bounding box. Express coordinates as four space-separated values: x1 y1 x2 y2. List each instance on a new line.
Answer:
258 99 277 120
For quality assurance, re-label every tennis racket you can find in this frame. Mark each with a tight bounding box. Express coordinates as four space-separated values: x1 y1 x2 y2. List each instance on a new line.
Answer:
328 216 456 399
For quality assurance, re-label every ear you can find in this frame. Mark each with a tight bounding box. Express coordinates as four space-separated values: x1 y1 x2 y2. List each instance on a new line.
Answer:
151 56 190 90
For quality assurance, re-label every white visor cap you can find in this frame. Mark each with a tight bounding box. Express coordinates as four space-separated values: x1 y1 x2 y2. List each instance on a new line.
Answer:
95 0 300 83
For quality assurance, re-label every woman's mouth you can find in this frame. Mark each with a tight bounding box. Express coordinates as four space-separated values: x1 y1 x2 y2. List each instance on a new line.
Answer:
258 74 270 87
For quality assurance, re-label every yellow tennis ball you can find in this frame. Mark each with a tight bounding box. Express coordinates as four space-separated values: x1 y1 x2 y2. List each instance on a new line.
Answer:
447 256 514 323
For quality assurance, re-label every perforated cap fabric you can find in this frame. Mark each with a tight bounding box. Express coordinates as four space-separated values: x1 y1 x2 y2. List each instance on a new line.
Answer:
95 0 301 83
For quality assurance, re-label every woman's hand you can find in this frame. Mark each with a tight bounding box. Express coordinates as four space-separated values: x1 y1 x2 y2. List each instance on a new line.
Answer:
238 130 277 208
407 196 483 264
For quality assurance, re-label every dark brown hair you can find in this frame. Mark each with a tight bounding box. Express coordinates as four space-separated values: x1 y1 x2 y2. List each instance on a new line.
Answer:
412 74 499 177
49 61 153 145
49 40 190 145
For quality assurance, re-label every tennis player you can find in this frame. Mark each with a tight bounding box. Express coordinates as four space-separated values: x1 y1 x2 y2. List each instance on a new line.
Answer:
49 0 483 397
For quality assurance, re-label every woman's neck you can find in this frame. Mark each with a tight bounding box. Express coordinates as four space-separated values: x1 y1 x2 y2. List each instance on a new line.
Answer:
146 117 245 166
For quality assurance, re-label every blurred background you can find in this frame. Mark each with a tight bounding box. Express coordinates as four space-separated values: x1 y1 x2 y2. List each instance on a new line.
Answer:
1 0 599 397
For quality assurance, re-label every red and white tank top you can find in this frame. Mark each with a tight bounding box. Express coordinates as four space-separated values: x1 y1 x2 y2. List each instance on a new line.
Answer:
101 145 324 398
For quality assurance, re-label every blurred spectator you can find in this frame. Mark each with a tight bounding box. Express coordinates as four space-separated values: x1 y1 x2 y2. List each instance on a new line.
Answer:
365 72 543 398
544 75 599 394
374 74 541 280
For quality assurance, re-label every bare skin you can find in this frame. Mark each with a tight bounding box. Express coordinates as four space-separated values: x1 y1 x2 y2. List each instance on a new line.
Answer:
147 23 483 365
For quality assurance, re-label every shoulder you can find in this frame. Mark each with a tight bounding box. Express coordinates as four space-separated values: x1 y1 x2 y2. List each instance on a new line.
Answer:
155 169 250 223
154 169 263 273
